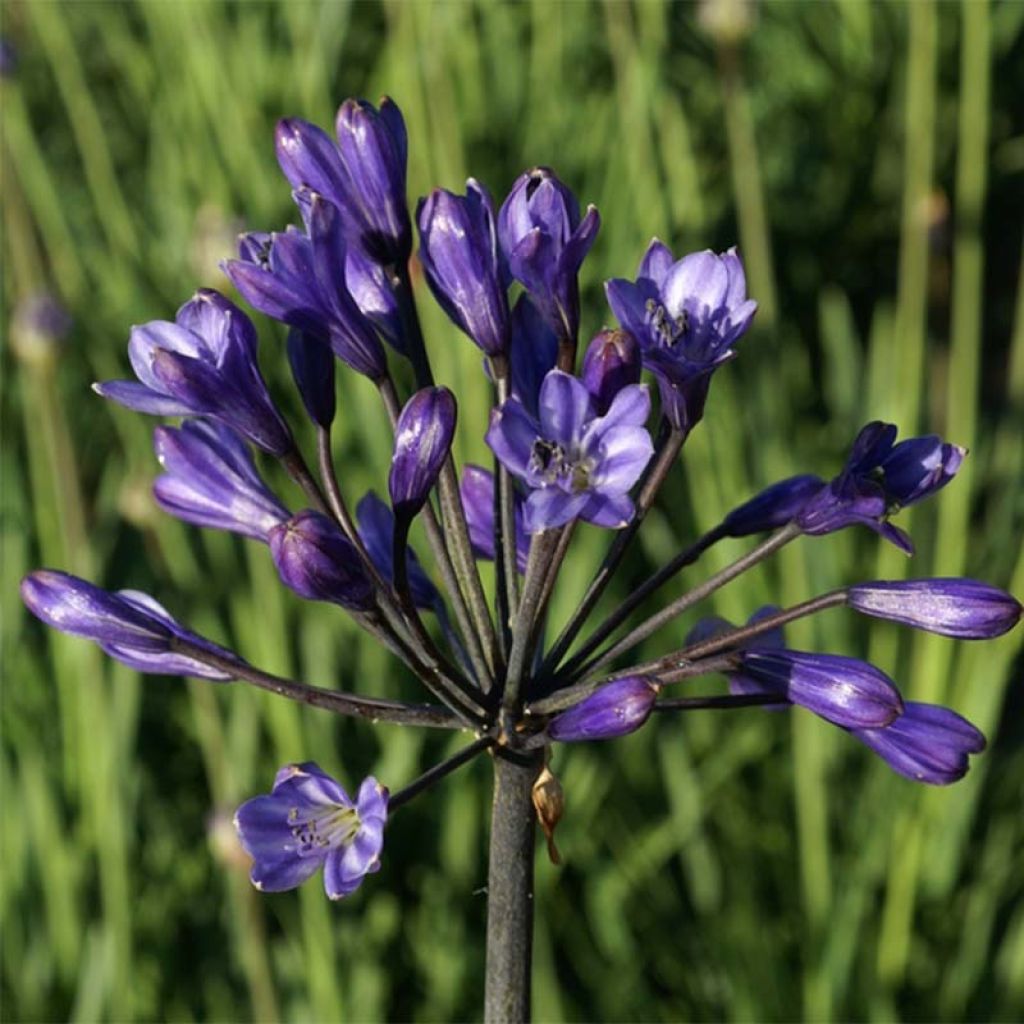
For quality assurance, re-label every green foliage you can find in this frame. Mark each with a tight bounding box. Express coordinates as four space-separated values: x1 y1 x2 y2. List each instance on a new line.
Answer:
3 0 1022 1020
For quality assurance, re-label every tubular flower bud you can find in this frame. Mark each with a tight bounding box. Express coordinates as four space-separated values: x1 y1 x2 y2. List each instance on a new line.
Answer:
417 180 510 357
153 420 289 541
270 511 375 611
580 329 642 414
606 241 757 436
498 166 600 344
388 387 457 521
20 570 236 679
287 330 336 428
94 289 293 455
548 676 659 742
796 422 966 554
720 474 825 537
848 579 1022 639
235 763 388 899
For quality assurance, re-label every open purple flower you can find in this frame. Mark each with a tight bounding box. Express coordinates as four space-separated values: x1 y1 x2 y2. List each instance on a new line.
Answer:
606 241 757 435
849 702 986 785
498 167 599 344
224 194 388 378
275 97 410 264
486 369 654 532
235 763 388 899
460 465 529 574
21 570 237 679
153 420 289 541
94 289 293 455
796 422 966 554
417 181 509 357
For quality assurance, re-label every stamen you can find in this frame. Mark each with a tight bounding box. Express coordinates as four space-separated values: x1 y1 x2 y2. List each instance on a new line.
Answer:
644 298 689 348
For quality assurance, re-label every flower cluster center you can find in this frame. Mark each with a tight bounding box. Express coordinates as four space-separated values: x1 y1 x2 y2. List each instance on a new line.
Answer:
645 298 689 349
288 803 361 854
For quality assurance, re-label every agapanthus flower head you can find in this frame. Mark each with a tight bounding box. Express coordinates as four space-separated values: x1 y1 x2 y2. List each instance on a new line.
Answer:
606 241 757 434
388 387 457 521
356 492 439 609
498 166 600 343
270 510 375 611
850 702 986 786
508 295 558 417
459 465 529 574
848 578 1022 639
737 649 903 729
580 328 642 415
94 289 293 455
275 97 410 264
548 675 659 742
153 419 289 541
287 329 336 428
486 369 654 532
21 570 236 679
224 194 388 379
417 180 510 357
235 763 388 899
796 422 966 553
720 474 825 538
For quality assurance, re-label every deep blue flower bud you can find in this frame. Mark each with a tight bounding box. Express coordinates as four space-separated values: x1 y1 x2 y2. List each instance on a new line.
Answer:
720 474 825 537
848 579 1022 639
580 329 642 414
417 180 510 357
509 295 558 417
235 763 388 899
270 510 375 610
388 387 457 521
487 369 653 532
459 465 529 574
548 676 658 742
287 330 336 428
21 570 236 679
796 422 966 554
224 194 388 379
356 492 439 609
94 289 293 455
850 702 986 785
275 97 410 264
738 649 903 729
498 167 600 343
153 420 289 541
606 241 757 435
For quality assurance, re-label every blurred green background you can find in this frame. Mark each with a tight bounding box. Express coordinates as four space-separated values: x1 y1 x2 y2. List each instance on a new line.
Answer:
3 0 1023 1020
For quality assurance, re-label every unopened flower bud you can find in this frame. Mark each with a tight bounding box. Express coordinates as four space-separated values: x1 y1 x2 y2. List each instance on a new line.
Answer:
287 329 336 428
581 329 642 414
548 675 658 742
388 387 457 521
720 475 824 537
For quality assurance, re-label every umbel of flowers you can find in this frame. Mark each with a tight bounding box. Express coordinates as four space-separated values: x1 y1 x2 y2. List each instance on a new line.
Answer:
22 96 1021 1020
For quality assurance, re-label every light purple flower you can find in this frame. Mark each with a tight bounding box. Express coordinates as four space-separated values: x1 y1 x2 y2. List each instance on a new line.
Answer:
548 676 658 742
459 465 529 574
486 369 654 532
235 763 388 899
153 420 289 541
606 241 757 435
94 289 293 455
21 570 237 679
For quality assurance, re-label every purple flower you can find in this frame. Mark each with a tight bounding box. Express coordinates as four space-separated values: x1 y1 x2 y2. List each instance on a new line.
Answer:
270 511 375 611
509 295 558 417
850 702 986 785
224 195 388 379
498 167 600 343
737 649 903 729
720 474 825 537
11 292 72 364
388 387 457 521
21 570 236 679
94 289 293 455
153 420 289 541
606 241 757 435
796 422 966 554
580 329 642 415
548 676 658 742
275 97 410 264
486 369 654 532
356 492 439 610
848 579 1022 639
417 181 510 357
235 763 388 899
287 330 336 428
459 465 529 574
